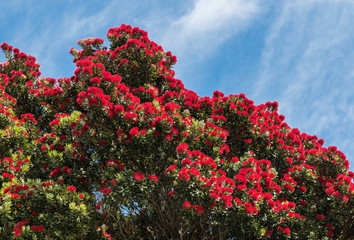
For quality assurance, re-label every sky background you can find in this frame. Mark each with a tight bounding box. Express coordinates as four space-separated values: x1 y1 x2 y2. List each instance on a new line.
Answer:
1 0 353 171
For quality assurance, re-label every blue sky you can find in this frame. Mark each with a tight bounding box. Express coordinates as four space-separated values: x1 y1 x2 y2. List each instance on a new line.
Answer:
1 0 353 170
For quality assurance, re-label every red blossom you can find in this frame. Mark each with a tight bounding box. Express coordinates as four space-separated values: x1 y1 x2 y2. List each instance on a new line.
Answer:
194 205 205 215
283 228 291 235
181 158 192 165
147 175 158 182
67 186 76 191
100 187 112 195
264 230 272 237
49 119 60 126
164 165 177 175
133 172 145 181
183 201 191 209
176 143 188 154
31 225 45 232
245 207 253 214
129 127 139 137
13 227 23 238
178 171 190 181
326 188 334 195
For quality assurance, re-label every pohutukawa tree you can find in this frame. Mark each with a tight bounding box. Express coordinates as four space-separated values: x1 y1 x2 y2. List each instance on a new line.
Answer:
0 24 353 239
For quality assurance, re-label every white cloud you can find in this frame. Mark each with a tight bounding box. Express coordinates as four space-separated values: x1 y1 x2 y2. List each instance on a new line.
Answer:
254 0 354 169
160 0 262 90
163 0 261 57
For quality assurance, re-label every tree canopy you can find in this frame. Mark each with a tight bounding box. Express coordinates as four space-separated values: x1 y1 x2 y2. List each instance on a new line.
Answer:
0 24 353 239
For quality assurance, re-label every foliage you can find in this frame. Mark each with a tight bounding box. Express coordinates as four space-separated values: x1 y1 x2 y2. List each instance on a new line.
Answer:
0 24 353 239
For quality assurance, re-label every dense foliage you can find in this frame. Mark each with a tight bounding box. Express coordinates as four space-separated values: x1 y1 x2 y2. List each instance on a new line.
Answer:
0 24 353 239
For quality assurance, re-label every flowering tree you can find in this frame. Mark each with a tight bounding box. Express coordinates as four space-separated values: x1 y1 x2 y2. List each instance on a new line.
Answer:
0 24 353 239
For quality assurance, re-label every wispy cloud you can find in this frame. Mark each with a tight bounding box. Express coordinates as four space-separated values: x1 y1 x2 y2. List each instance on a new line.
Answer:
254 0 354 168
163 0 262 57
159 0 263 91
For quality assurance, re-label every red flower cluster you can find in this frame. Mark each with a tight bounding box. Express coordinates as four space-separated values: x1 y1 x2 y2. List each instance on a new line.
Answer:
77 87 111 107
100 187 112 195
31 225 45 232
133 172 145 181
67 186 76 191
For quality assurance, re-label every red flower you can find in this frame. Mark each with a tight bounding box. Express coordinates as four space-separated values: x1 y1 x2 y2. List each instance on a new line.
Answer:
234 198 242 206
341 195 349 203
263 192 273 200
14 227 22 238
237 184 247 191
31 225 45 232
267 200 276 209
41 145 47 152
244 139 252 144
62 167 71 173
12 194 20 199
283 228 291 235
164 165 177 175
147 175 158 182
245 207 253 214
327 230 334 237
98 140 106 146
194 205 205 215
326 223 334 230
326 188 334 195
288 202 296 208
164 133 173 141
67 186 76 191
178 171 190 181
343 176 352 184
90 77 101 85
284 183 294 192
181 158 192 165
0 42 11 50
49 119 60 126
265 230 272 237
82 66 93 75
100 188 112 195
183 201 191 209
70 122 77 129
2 173 10 178
176 143 188 154
133 172 145 181
129 127 139 137
223 201 232 209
